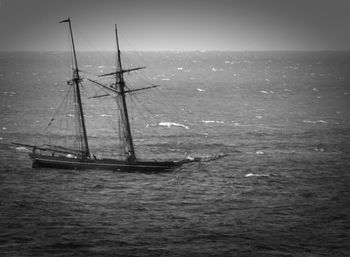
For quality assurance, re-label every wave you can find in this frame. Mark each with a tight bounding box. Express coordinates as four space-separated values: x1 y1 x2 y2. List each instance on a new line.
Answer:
202 120 225 124
303 120 327 124
13 146 31 152
245 173 271 177
158 122 189 129
183 153 228 163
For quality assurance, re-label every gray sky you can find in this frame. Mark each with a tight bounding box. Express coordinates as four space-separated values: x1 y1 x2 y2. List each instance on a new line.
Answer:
0 0 349 51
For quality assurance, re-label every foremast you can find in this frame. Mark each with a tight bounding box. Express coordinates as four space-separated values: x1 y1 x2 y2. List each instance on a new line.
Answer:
60 17 90 159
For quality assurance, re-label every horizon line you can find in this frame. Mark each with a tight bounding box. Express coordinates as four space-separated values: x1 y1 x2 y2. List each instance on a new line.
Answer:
1 49 350 53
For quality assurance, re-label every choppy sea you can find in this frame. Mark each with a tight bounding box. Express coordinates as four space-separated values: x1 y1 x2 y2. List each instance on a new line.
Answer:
0 51 349 256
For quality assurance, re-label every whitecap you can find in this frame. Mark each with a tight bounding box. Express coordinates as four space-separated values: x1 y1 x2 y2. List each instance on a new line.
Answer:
177 67 183 70
303 120 313 124
159 122 189 129
259 90 269 94
15 147 31 152
303 119 327 124
197 88 205 92
186 155 195 161
211 67 217 72
202 120 224 124
245 173 270 177
161 78 170 81
314 147 325 152
101 114 112 117
256 150 264 154
313 88 319 92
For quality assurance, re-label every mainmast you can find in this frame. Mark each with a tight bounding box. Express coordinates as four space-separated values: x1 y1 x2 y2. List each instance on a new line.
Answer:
114 25 136 162
60 17 90 158
88 25 151 162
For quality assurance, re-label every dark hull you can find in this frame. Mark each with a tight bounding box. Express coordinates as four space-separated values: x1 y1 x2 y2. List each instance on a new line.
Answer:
29 153 182 172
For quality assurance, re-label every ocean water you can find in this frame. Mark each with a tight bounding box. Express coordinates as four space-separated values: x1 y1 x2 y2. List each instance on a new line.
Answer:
0 51 349 256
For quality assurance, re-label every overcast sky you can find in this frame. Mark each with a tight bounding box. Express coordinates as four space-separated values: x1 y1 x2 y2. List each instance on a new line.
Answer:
0 0 349 51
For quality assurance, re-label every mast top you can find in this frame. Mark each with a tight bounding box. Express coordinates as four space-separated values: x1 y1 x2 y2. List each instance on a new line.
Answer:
59 17 80 78
59 17 70 23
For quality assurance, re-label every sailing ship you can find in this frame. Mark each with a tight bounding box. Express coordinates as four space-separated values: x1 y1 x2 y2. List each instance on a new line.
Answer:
14 17 196 172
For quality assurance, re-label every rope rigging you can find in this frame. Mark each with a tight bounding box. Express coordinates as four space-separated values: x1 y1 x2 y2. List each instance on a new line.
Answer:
38 22 191 159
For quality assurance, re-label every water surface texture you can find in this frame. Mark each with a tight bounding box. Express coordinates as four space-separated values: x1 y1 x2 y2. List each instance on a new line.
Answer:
0 51 349 256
